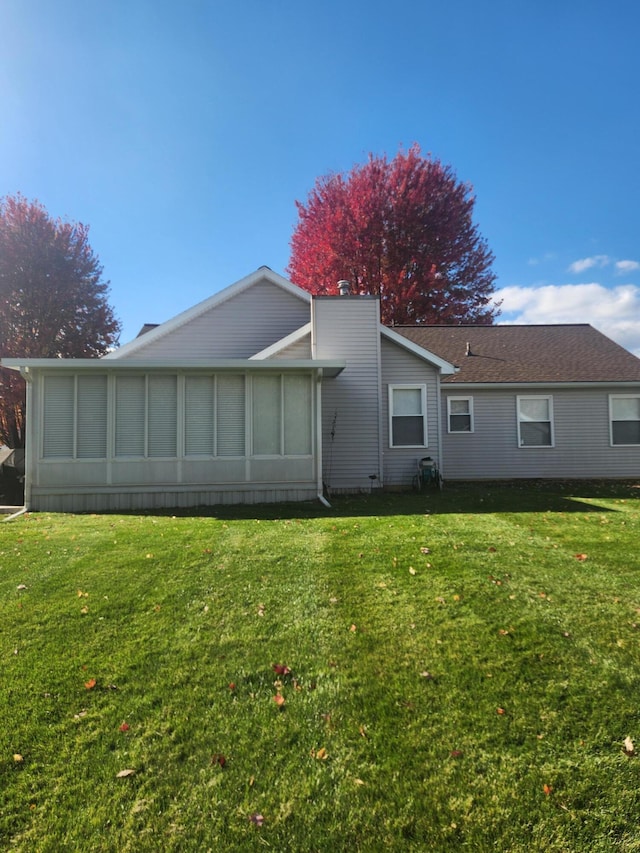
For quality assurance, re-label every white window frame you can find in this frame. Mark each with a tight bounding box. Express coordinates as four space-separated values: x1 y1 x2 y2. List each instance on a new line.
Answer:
251 373 313 458
114 373 178 459
41 373 108 460
517 395 554 448
447 396 474 434
388 384 428 448
609 394 640 446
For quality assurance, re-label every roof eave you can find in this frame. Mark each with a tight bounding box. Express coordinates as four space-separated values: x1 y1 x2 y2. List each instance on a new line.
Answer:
1 357 345 378
442 380 640 390
381 326 457 374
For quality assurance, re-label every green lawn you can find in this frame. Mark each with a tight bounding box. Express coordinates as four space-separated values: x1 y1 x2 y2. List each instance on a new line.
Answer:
1 483 640 852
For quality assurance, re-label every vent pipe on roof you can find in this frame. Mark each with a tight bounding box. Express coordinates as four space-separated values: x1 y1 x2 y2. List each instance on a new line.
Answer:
466 342 472 357
337 280 351 296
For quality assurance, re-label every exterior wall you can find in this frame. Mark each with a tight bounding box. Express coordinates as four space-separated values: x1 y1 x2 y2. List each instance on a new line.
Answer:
27 368 318 512
441 386 640 479
270 335 312 359
380 338 441 487
124 279 310 359
313 297 382 492
31 486 319 513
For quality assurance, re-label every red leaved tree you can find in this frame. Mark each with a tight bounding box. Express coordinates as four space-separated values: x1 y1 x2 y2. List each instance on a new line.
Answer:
0 194 121 447
288 144 498 326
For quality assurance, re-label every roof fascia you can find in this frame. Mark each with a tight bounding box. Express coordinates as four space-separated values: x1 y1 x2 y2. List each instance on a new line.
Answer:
381 326 457 374
1 356 344 377
104 268 311 360
442 381 640 390
249 323 311 360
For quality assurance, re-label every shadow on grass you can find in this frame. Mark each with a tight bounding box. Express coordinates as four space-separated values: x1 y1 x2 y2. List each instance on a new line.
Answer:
141 480 640 521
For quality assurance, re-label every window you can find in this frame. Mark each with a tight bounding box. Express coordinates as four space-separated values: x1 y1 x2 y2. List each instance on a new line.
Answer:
252 374 312 456
389 385 427 447
447 396 473 433
115 374 178 458
42 374 107 459
517 395 553 447
610 395 640 445
216 374 245 456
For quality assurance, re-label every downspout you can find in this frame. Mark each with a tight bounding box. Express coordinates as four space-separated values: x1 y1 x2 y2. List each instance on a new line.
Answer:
316 368 331 508
311 300 331 508
20 366 32 511
435 371 444 481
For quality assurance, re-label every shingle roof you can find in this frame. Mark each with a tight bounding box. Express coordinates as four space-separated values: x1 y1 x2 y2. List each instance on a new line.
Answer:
393 324 640 384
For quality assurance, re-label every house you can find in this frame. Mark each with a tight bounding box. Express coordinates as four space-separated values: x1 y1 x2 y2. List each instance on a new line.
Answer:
2 267 640 512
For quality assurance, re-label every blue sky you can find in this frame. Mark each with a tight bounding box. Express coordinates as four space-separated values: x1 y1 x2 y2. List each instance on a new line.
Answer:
1 0 639 354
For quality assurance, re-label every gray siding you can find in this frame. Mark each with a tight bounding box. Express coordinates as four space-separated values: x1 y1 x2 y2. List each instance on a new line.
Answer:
31 486 318 513
125 279 310 359
381 338 441 487
313 297 382 492
270 334 312 359
441 387 640 479
27 368 318 512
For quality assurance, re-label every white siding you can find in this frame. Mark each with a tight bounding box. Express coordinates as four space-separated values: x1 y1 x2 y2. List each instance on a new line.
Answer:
313 297 382 492
126 279 310 359
381 338 440 486
441 387 640 479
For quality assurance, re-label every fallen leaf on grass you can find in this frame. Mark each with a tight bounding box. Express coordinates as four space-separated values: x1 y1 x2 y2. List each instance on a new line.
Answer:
312 747 328 760
496 707 506 715
116 768 136 778
450 750 464 759
543 784 553 796
119 723 130 733
349 624 357 632
249 813 264 826
359 725 367 738
77 589 89 598
420 547 431 554
211 754 226 767
17 584 27 591
354 778 366 786
409 567 416 575
228 682 236 691
272 664 291 676
273 694 285 707
420 671 434 679
488 547 497 553
257 604 265 617
435 597 446 605
574 553 588 562
623 736 635 757
84 678 97 690
80 605 89 614
13 753 24 763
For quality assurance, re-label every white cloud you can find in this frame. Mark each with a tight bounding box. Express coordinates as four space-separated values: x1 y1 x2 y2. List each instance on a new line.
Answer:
567 255 610 274
615 259 640 275
492 283 640 357
528 252 557 266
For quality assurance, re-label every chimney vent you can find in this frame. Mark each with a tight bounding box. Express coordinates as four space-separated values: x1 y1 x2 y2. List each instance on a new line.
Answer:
337 280 351 296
